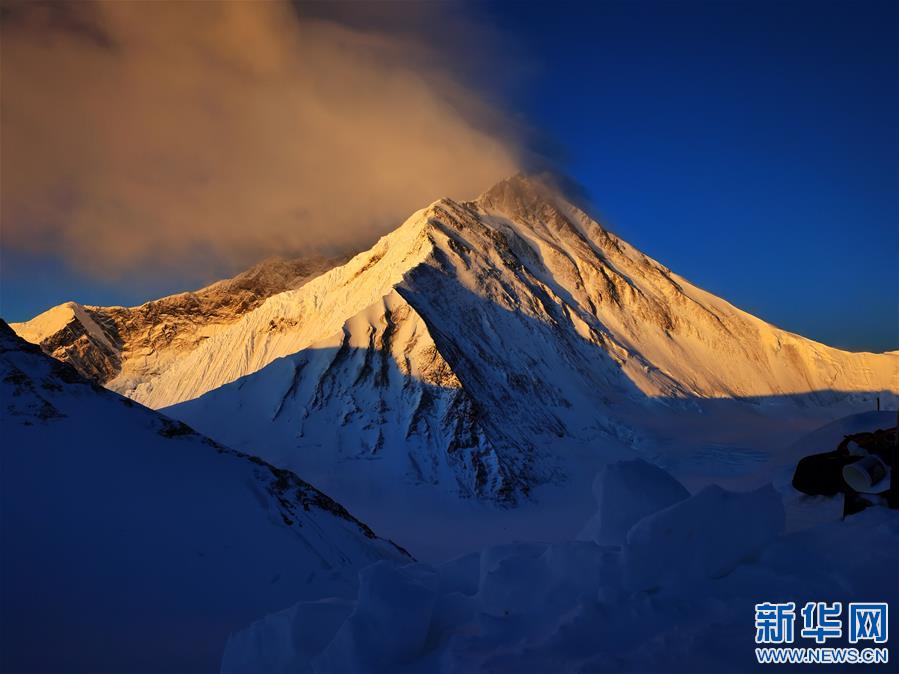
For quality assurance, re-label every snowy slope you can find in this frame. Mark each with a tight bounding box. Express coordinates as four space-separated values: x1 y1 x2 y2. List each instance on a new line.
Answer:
10 254 347 392
155 176 897 511
221 451 899 674
0 321 406 673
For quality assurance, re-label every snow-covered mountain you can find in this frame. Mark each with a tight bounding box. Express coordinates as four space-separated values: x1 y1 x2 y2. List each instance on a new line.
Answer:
138 176 895 505
10 254 347 392
0 321 406 673
114 176 896 408
11 175 898 513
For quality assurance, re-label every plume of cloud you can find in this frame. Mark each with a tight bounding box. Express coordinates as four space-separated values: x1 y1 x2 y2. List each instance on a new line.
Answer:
0 0 520 279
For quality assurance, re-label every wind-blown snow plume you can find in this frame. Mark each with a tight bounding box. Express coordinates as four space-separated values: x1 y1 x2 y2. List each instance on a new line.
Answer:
0 0 518 278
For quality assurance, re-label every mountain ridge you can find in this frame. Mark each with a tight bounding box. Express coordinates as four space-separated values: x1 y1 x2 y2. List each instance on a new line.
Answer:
10 254 349 389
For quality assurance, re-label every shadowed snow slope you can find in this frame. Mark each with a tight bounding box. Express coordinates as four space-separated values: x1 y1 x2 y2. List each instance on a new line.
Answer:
221 453 898 674
0 321 406 673
157 176 896 510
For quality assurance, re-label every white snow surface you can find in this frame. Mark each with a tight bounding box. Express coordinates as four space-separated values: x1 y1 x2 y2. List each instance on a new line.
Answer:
577 458 690 545
0 323 406 673
222 439 899 674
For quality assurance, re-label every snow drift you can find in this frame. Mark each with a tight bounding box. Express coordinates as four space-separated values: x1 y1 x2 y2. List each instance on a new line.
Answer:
222 457 897 673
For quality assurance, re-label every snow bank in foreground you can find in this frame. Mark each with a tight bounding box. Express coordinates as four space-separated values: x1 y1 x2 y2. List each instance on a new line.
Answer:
222 459 897 673
578 458 690 545
624 483 784 591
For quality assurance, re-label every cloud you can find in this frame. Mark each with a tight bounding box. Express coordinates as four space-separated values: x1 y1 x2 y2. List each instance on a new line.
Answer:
0 0 520 279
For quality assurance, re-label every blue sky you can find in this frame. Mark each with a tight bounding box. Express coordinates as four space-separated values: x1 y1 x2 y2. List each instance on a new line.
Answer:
1 0 896 352
478 0 897 352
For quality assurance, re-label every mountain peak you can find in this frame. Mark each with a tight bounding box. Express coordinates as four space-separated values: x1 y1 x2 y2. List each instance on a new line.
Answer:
476 172 566 213
473 172 605 245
